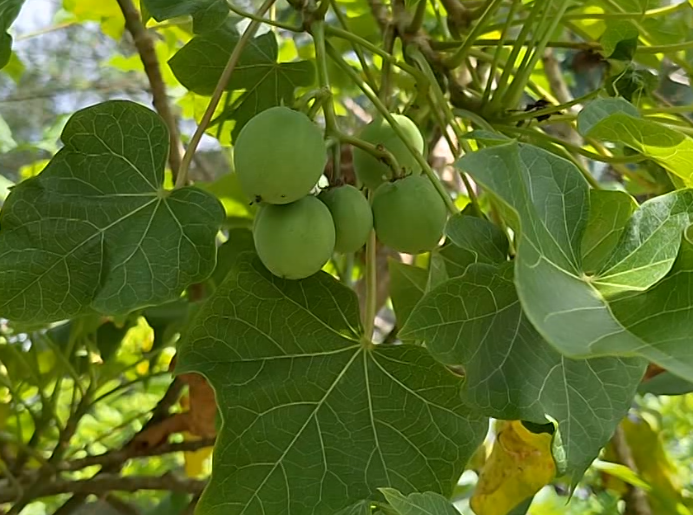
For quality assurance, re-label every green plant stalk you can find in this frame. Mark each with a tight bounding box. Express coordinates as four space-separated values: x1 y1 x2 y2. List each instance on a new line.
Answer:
406 47 484 216
505 0 572 109
338 133 402 175
332 139 342 183
330 0 379 91
225 0 303 31
488 0 542 111
503 126 648 165
444 0 506 68
505 89 602 123
481 0 520 106
176 0 277 188
363 196 377 343
327 43 459 214
407 0 428 33
324 26 428 88
478 2 686 33
379 24 396 106
311 20 339 135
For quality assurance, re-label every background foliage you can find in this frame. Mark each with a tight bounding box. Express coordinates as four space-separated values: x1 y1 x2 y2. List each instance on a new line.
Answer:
2 0 693 515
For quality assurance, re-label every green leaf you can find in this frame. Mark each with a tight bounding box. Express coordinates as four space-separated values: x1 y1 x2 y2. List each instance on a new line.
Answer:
456 141 693 379
0 0 23 69
576 98 639 136
638 371 693 396
210 227 255 287
177 252 488 515
610 235 693 379
581 189 638 274
388 260 428 326
0 174 12 202
380 488 461 515
600 20 639 61
169 26 315 142
336 501 373 515
0 100 224 324
142 0 228 32
400 263 646 481
578 98 693 186
445 214 508 265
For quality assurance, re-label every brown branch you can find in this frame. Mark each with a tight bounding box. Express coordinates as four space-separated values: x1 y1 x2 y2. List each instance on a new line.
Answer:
0 474 206 504
116 0 184 179
50 378 185 515
611 425 652 515
58 438 216 472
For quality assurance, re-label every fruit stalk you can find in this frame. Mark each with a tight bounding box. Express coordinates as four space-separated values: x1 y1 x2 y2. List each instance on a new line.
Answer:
326 43 459 215
175 0 277 189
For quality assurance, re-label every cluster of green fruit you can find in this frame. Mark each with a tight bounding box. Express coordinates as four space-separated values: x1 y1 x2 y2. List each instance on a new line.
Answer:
234 107 447 280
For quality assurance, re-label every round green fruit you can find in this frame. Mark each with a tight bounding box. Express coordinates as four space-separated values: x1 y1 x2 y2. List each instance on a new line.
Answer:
352 114 425 190
234 106 327 204
319 185 373 253
372 175 447 254
253 196 336 280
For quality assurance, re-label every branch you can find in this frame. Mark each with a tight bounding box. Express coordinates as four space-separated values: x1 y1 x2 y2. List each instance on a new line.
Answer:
611 425 652 515
116 0 184 180
0 474 206 504
59 438 216 472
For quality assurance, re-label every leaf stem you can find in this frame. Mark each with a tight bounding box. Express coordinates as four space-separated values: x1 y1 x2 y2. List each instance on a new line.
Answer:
175 0 277 188
504 0 571 109
225 1 304 31
444 0 505 68
481 0 520 106
502 125 648 165
311 20 338 135
326 43 458 214
323 26 427 86
407 0 428 33
363 191 377 342
379 24 396 106
330 0 379 91
488 0 541 112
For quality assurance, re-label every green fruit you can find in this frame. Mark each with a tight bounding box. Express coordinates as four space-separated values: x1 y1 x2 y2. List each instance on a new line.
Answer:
352 114 425 190
372 175 447 254
234 107 327 204
253 196 336 280
319 185 373 253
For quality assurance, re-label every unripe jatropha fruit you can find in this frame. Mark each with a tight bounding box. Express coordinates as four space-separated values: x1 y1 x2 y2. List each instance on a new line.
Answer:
234 106 327 204
319 185 373 253
352 114 425 190
253 196 336 280
372 175 447 254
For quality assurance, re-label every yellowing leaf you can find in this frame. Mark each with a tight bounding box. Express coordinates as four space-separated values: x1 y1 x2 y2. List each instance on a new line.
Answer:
471 421 555 515
63 0 124 39
19 159 49 180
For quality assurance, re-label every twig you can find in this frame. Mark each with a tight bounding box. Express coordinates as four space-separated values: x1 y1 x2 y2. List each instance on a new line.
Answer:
50 378 185 515
175 0 278 188
0 474 206 504
116 0 184 181
58 438 216 472
611 425 652 515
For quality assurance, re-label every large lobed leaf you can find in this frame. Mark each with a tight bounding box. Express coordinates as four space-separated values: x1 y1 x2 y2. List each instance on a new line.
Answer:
177 252 488 515
401 262 645 481
142 0 229 33
0 100 224 324
457 141 693 379
0 0 24 69
169 25 315 142
578 98 693 186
